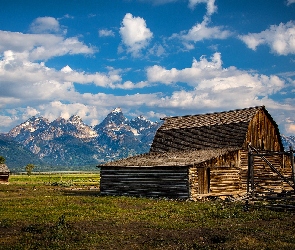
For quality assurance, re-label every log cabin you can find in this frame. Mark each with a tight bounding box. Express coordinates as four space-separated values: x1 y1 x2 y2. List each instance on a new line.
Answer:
0 164 10 182
99 106 294 199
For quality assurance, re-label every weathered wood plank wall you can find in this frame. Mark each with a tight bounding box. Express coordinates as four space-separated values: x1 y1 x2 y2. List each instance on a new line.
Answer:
100 166 190 199
252 154 293 193
245 110 282 151
240 149 293 193
210 167 241 194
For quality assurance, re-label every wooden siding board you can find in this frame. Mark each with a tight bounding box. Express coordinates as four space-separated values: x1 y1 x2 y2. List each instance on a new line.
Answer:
100 166 190 199
245 110 283 151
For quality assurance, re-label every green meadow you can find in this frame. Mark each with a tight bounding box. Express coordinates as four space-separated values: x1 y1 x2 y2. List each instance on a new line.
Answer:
1 173 295 249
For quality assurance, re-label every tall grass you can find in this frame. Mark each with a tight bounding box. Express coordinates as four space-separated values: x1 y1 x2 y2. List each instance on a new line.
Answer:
1 173 295 249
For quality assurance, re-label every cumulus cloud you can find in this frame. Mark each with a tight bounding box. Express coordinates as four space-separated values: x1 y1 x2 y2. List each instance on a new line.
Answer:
0 31 95 61
171 15 231 48
188 0 217 16
147 52 224 84
168 0 229 48
98 29 115 37
239 21 295 55
0 51 149 117
114 80 149 89
181 17 231 43
119 13 153 56
146 52 288 111
29 17 65 34
40 101 98 122
0 55 155 131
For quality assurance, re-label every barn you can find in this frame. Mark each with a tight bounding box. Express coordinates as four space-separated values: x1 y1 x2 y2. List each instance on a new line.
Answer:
0 164 10 182
99 106 294 199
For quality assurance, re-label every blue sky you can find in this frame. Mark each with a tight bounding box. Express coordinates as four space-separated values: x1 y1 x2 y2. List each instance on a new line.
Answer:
0 0 295 135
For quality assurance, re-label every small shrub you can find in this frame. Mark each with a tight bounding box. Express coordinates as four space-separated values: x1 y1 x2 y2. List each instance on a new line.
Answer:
25 164 35 176
0 156 5 164
50 180 73 187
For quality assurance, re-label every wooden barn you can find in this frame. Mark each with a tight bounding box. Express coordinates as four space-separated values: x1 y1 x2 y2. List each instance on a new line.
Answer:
0 164 10 182
99 106 294 199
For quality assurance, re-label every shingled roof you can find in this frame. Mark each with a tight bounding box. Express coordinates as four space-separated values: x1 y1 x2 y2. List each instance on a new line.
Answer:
150 106 281 153
101 147 239 167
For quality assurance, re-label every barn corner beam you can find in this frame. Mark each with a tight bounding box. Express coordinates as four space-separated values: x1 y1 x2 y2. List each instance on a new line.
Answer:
247 144 254 194
290 146 295 186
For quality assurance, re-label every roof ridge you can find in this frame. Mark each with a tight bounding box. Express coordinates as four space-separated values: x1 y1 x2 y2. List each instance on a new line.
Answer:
161 106 264 120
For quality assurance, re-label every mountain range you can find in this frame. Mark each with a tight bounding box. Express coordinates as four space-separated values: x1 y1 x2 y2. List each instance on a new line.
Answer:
0 108 161 172
0 108 294 172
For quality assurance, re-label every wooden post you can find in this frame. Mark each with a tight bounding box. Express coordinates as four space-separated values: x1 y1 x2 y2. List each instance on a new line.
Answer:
250 153 254 193
247 146 254 193
290 146 295 186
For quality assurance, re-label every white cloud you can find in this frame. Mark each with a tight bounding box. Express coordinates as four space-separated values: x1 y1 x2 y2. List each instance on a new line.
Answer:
181 17 231 43
0 115 16 129
98 29 115 37
40 101 98 122
0 31 95 61
147 52 223 84
146 52 289 112
116 81 149 89
119 13 153 56
29 17 65 34
239 21 295 55
0 50 149 111
188 0 217 16
61 65 73 73
286 123 295 134
148 44 165 57
286 0 295 6
146 110 167 119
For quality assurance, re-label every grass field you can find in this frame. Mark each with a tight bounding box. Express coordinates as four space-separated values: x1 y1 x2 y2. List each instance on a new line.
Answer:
1 173 295 249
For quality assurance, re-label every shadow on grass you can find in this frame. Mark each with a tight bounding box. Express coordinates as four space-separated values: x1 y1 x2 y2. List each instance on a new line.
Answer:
61 188 101 197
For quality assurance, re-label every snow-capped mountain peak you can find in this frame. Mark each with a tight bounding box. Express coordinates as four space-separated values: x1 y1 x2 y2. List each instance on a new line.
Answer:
8 116 49 137
3 108 161 170
281 135 295 151
112 107 122 113
69 115 83 124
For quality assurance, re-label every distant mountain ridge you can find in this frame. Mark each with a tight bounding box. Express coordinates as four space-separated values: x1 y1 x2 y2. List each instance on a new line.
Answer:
1 108 294 172
281 135 295 151
1 108 161 171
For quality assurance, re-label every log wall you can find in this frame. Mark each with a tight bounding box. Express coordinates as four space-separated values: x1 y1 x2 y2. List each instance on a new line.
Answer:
188 167 199 199
100 166 190 199
210 167 241 194
189 150 243 198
